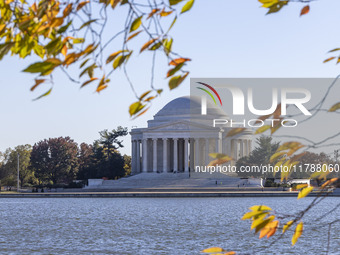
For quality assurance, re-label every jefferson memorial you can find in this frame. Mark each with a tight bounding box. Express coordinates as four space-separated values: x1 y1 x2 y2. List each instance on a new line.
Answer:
130 96 252 175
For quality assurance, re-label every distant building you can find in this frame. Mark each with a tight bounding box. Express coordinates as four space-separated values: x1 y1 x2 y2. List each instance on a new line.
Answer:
130 96 252 175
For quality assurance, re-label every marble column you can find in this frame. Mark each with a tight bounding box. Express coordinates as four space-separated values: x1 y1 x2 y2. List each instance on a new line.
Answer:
136 140 141 173
173 138 178 172
233 139 238 161
195 138 200 166
142 139 148 172
248 140 252 155
184 138 189 172
240 139 244 158
226 138 231 157
153 138 157 172
163 138 168 173
205 138 210 166
215 138 219 153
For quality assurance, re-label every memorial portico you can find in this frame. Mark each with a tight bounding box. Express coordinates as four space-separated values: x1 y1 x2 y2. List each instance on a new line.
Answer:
130 96 252 174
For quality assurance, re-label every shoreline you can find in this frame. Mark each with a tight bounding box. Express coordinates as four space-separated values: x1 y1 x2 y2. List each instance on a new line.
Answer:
0 191 339 198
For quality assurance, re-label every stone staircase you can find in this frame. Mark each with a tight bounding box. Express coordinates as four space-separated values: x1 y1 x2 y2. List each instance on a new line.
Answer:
83 173 262 191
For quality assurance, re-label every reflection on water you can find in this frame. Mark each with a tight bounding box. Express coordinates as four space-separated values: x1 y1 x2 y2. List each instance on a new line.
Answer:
0 197 339 255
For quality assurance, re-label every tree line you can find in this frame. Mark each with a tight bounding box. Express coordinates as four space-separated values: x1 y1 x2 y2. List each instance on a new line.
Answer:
0 126 130 188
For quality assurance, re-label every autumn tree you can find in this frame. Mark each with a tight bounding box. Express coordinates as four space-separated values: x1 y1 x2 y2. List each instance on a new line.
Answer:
0 0 194 117
30 136 79 184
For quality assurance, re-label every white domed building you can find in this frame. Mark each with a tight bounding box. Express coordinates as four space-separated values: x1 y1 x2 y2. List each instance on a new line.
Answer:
130 96 252 175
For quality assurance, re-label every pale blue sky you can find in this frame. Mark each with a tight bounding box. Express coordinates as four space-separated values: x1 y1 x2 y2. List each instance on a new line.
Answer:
1 0 340 156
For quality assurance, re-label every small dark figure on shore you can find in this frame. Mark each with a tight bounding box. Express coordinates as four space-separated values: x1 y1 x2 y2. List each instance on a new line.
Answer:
215 181 217 185
35 188 38 192
41 188 44 193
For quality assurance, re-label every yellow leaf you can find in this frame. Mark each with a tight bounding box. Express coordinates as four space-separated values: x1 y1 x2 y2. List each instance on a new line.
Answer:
226 128 245 137
249 205 272 211
328 102 340 112
297 186 313 199
324 57 335 63
201 247 226 253
282 220 294 234
208 155 232 166
50 18 64 27
292 222 303 246
181 0 194 14
270 151 286 163
242 210 268 220
296 184 308 190
130 16 142 32
129 101 145 116
255 125 271 134
277 142 302 152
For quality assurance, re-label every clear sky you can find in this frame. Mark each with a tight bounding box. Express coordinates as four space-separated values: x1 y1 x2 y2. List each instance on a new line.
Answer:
1 0 340 156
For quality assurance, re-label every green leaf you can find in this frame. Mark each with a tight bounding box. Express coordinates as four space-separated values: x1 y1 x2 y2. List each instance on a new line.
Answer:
73 38 85 44
167 63 184 77
79 19 97 30
169 0 183 5
130 16 142 32
22 62 56 74
163 38 173 55
167 16 177 33
58 21 72 33
149 41 162 50
33 88 52 101
168 72 188 90
181 0 194 14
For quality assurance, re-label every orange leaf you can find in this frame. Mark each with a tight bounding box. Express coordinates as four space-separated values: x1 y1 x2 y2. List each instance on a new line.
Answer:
77 1 89 11
300 5 309 16
169 58 191 66
96 84 108 93
324 57 335 63
81 78 98 88
61 45 68 56
31 79 46 91
140 38 158 53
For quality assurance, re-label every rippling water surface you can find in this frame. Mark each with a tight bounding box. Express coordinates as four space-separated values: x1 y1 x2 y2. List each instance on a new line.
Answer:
0 197 339 255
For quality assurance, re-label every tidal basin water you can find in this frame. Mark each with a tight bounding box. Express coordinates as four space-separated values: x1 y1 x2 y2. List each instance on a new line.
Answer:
0 197 339 255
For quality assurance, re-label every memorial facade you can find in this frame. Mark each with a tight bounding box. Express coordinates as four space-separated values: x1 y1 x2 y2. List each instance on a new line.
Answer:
130 96 252 174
